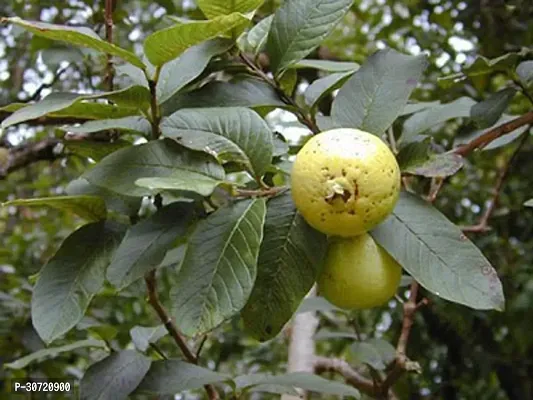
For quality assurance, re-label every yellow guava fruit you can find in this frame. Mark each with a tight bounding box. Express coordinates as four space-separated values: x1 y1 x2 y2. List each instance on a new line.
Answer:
291 128 400 237
318 233 402 310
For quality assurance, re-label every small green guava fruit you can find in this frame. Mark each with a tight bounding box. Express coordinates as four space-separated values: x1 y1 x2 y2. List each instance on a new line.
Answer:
318 233 402 310
291 128 400 237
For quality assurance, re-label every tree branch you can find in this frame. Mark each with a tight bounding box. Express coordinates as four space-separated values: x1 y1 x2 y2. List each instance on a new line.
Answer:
453 110 533 156
0 138 62 179
104 0 115 91
144 270 219 400
460 131 529 233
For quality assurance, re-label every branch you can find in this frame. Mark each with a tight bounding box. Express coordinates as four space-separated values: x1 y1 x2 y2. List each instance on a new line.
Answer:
314 356 379 398
26 65 70 102
460 131 529 233
104 0 115 91
239 53 320 134
453 110 533 156
144 270 219 400
0 138 62 179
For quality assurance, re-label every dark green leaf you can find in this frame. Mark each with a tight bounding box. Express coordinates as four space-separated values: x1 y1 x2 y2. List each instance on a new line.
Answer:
80 350 151 400
272 132 289 157
65 140 131 162
332 49 428 135
143 13 248 66
32 221 126 343
161 107 274 177
397 139 463 178
63 116 152 136
135 359 230 394
237 15 273 55
3 17 144 68
524 199 533 208
107 202 195 289
296 296 340 314
516 60 533 87
83 139 225 197
65 178 141 216
157 38 233 104
3 195 107 222
161 76 286 115
305 71 354 109
471 88 516 128
400 101 440 116
172 198 266 336
5 339 106 369
401 97 476 142
292 59 359 72
351 339 396 370
130 325 168 352
370 192 505 311
135 173 225 197
266 0 354 75
242 192 327 341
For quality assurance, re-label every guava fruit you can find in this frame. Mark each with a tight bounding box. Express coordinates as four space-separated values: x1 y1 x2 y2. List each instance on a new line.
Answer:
291 128 400 237
318 233 402 309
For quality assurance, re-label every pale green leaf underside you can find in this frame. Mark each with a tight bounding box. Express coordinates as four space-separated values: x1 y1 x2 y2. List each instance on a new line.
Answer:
370 192 505 311
3 195 107 222
83 139 225 197
130 325 168 352
135 173 224 197
305 70 354 109
525 199 533 207
63 116 152 135
266 0 354 74
198 0 264 19
172 198 267 336
237 15 273 55
470 88 516 129
161 107 274 177
65 140 131 162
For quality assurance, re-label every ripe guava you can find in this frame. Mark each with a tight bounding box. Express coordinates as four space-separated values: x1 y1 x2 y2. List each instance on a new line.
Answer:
291 128 400 237
318 233 402 309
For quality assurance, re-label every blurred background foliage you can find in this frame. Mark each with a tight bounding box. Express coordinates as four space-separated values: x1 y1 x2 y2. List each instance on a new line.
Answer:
1 0 533 399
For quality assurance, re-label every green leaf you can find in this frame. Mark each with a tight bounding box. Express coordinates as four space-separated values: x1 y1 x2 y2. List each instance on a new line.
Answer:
80 350 151 400
517 60 533 87
161 76 286 115
242 191 327 341
83 139 225 197
135 173 224 197
237 15 273 55
266 0 354 75
3 195 107 222
32 221 126 343
130 325 168 352
5 339 106 369
291 59 359 72
397 139 464 178
370 192 505 311
332 49 428 135
171 198 266 336
143 13 248 66
65 140 131 162
239 372 360 398
470 88 516 129
2 17 144 68
305 71 354 109
161 107 274 177
314 330 358 340
272 132 289 157
135 359 230 394
157 38 233 104
524 199 533 208
401 97 476 142
65 178 141 216
351 339 396 370
107 202 195 289
198 0 264 19
400 101 440 116
278 68 298 96
63 116 152 136
2 88 150 129
116 63 150 88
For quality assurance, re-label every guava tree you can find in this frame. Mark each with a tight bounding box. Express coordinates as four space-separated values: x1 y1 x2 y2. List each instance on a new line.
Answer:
1 0 532 399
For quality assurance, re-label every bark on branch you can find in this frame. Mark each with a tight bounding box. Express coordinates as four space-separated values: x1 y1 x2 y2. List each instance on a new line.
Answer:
0 138 62 179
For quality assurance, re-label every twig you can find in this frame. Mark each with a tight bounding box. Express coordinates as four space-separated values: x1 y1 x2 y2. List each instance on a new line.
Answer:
460 131 529 233
235 185 288 198
144 270 219 399
26 65 70 102
195 335 208 361
239 53 320 134
104 0 115 91
453 110 533 156
149 342 168 360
